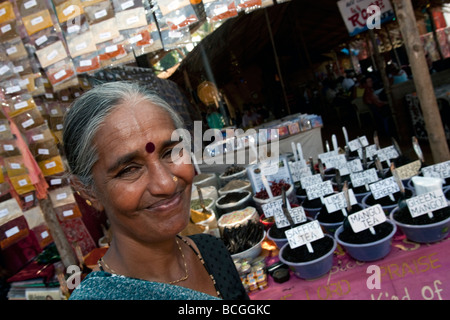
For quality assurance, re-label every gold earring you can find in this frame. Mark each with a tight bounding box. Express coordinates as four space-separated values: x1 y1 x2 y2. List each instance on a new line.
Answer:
86 199 92 206
173 176 178 182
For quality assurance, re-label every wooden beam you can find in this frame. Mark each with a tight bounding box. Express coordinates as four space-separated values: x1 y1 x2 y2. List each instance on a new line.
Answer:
392 0 450 163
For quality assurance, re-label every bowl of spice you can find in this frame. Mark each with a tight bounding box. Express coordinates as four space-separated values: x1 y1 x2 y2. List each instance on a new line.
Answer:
216 191 253 216
218 179 252 196
219 165 247 187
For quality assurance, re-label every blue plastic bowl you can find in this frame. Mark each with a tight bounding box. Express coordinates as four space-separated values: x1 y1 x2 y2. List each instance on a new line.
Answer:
335 220 397 262
278 234 336 280
390 206 450 243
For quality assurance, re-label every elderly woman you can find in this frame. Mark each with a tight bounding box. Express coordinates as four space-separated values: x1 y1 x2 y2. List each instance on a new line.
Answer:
64 81 248 300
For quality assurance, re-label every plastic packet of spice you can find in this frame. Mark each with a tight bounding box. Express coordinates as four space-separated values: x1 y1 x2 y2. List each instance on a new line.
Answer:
32 223 53 249
0 198 23 225
25 123 55 146
73 52 101 74
116 7 147 31
0 2 16 24
23 205 45 230
17 190 38 211
29 26 61 50
48 186 75 208
54 203 82 222
4 156 28 177
35 40 68 68
0 20 21 44
133 30 163 56
235 0 262 13
49 115 64 133
16 0 49 17
44 57 76 85
10 106 45 133
0 139 21 157
0 216 30 250
38 155 66 177
5 93 37 116
45 174 70 191
29 138 61 162
90 17 120 44
155 4 199 31
67 30 97 58
160 28 191 51
60 13 89 38
0 77 28 99
3 37 28 61
55 0 84 24
84 0 115 25
22 9 54 36
0 60 15 81
44 100 64 117
97 38 128 63
12 57 38 77
203 0 238 22
9 174 36 195
0 119 14 140
112 0 144 12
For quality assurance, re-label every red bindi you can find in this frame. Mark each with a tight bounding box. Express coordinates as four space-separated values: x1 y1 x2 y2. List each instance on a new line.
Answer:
145 142 155 153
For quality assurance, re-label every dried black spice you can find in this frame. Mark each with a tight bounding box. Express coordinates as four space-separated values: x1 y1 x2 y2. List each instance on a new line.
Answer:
217 191 248 205
281 236 334 263
222 220 264 254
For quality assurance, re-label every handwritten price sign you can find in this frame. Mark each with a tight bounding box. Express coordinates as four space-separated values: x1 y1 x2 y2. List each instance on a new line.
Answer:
285 220 324 249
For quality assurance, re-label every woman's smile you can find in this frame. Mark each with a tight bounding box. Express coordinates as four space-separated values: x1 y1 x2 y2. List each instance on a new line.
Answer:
144 191 183 212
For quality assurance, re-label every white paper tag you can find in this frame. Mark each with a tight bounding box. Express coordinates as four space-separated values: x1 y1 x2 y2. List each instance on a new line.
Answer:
369 176 400 200
5 226 20 238
350 168 379 188
324 189 357 213
421 160 450 179
261 199 283 218
305 180 334 201
347 204 386 233
406 189 448 218
285 220 324 249
300 173 322 190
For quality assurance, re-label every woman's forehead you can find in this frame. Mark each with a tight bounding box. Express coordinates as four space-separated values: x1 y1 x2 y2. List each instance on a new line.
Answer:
95 102 176 149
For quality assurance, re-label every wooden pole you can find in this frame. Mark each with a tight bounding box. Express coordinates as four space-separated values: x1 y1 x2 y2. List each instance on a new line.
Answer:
40 198 77 268
392 0 450 163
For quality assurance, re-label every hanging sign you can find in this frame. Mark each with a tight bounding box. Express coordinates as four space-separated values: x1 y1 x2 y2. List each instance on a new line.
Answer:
337 0 395 36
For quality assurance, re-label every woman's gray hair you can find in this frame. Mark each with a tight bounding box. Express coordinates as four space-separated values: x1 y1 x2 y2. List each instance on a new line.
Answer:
62 81 184 188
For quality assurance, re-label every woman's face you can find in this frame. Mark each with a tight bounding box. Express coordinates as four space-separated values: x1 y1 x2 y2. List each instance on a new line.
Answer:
90 98 194 243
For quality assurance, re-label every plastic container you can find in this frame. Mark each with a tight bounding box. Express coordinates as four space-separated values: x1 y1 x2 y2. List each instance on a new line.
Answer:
218 167 248 187
390 206 450 243
334 220 397 262
193 173 219 190
278 234 336 280
362 188 414 215
230 230 266 261
267 217 312 249
218 179 252 196
252 183 297 214
215 191 253 216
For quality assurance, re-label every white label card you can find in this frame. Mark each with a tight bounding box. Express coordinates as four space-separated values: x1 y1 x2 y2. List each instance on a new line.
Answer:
300 173 322 189
289 161 311 182
305 180 334 200
369 176 400 200
421 160 450 179
285 220 324 249
261 199 283 218
350 168 379 188
406 189 448 218
347 204 386 233
324 189 357 213
348 136 369 152
376 145 399 162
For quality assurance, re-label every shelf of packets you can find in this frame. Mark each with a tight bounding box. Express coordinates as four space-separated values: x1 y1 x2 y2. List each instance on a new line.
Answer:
0 102 84 255
0 0 164 92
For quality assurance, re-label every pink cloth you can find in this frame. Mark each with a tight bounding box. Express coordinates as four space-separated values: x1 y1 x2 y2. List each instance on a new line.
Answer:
251 234 450 300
